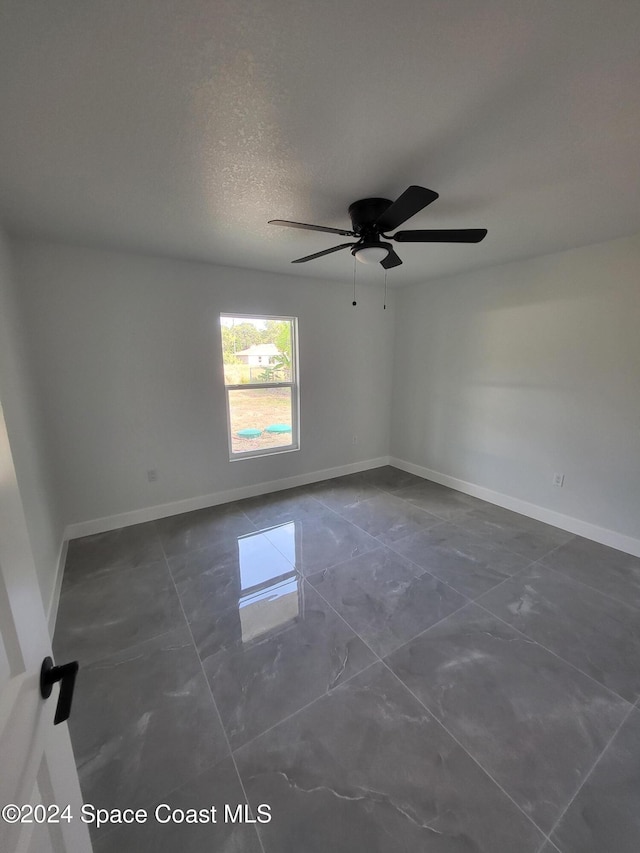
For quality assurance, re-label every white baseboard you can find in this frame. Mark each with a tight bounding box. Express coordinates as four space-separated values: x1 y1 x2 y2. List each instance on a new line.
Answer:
389 457 640 558
47 538 68 639
64 456 391 541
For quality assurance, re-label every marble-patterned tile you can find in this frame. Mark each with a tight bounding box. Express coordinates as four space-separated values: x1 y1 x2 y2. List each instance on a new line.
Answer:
359 465 425 491
454 505 574 561
169 530 297 659
478 564 640 701
54 560 187 666
306 473 384 511
236 486 326 528
540 536 640 609
153 503 256 557
456 502 549 532
392 480 484 521
386 604 629 832
68 628 229 813
390 522 531 598
308 547 467 656
235 662 545 853
262 510 378 576
63 522 164 589
202 583 376 748
169 540 244 617
336 491 441 544
93 757 263 852
550 708 640 853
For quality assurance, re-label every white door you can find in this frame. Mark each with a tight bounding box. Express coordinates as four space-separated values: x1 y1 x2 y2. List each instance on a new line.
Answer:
0 401 91 853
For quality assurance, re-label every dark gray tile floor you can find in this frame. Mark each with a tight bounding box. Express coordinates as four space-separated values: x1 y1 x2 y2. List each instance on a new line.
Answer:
53 467 640 852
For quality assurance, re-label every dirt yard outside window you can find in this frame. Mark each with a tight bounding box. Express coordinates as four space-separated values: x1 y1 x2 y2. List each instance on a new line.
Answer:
228 388 293 453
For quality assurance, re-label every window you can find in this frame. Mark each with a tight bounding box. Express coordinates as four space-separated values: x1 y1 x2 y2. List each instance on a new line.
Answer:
220 314 299 459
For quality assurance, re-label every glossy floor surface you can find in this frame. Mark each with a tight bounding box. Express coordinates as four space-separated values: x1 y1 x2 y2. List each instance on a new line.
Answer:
53 468 640 852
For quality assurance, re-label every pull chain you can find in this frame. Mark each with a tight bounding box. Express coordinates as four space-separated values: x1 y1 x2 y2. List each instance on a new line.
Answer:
352 255 357 306
384 269 387 310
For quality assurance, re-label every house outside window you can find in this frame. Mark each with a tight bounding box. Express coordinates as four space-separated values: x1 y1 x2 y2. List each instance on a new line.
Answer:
220 314 299 460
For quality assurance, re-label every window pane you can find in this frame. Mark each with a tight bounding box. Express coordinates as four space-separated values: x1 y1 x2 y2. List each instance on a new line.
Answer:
221 318 293 384
228 387 294 454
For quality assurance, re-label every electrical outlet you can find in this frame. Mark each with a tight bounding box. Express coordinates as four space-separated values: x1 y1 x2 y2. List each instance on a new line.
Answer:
553 472 564 487
147 469 158 483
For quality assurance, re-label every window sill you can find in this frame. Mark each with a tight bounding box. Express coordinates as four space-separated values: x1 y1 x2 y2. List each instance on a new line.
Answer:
228 445 300 462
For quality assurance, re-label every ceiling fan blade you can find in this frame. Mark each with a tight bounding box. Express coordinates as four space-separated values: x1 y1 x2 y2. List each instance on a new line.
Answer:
375 186 439 232
393 228 488 243
381 248 403 269
291 243 355 263
269 219 355 237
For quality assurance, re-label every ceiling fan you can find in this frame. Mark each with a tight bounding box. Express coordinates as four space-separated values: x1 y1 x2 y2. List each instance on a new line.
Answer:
269 185 487 269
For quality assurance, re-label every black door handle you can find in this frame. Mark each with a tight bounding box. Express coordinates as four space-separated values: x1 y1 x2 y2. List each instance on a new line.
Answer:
40 657 79 725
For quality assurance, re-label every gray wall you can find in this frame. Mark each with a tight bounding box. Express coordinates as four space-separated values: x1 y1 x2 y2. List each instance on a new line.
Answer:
390 232 640 542
12 238 395 526
7 227 640 612
0 230 62 614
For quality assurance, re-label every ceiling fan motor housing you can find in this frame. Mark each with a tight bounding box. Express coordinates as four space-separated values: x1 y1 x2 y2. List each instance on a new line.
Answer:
347 198 393 235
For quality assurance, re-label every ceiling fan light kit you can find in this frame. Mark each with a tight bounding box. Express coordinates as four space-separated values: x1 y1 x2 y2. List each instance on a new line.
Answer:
268 185 487 270
353 244 389 264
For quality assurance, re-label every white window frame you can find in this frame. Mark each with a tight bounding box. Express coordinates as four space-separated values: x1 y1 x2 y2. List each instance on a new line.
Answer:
221 313 300 461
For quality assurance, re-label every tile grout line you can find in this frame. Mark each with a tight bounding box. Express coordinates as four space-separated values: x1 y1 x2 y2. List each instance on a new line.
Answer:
58 547 215 667
154 473 593 584
302 524 616 740
305 513 636 848
472 596 636 708
324 493 464 534
304 510 493 596
91 751 235 846
293 567 573 843
532 556 640 615
331 559 601 851
193 488 473 756
225 585 485 760
539 699 638 849
71 479 631 846
304 567 475 662
243 494 382 575
229 658 382 757
157 511 391 669
62 548 235 845
62 553 170 592
79 622 193 670
298 579 384 663
365 513 640 709
535 836 562 853
384 538 535 601
378 480 578 564
377 657 558 849
340 492 574 590
105 482 630 846
235 479 574 596
212 557 391 756
225 560 475 758
444 520 575 564
293 490 636 847
159 536 267 853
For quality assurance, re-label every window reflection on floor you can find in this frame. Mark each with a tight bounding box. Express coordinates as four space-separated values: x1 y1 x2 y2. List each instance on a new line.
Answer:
237 522 301 644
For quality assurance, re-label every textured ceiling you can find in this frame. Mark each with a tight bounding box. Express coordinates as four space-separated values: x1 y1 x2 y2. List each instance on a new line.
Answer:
0 0 639 286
